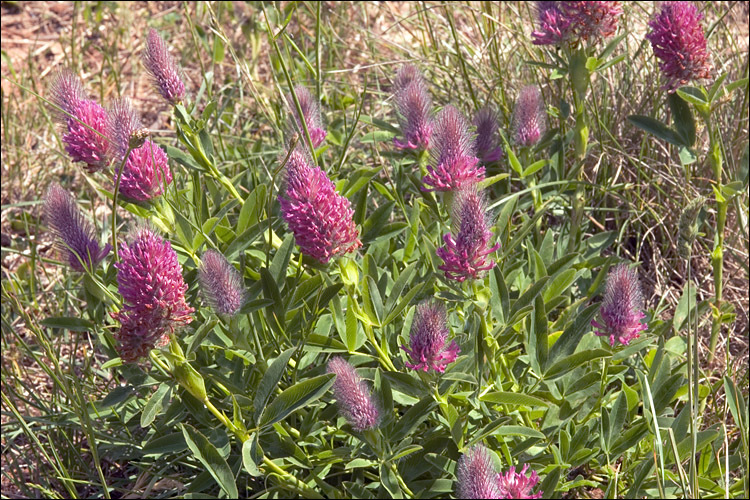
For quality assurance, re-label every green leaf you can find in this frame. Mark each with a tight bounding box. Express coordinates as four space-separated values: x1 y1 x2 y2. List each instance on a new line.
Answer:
511 277 550 317
259 373 335 428
479 391 549 407
548 303 599 363
383 282 424 327
142 432 187 456
493 425 546 439
673 283 697 333
254 348 295 423
260 267 284 329
490 266 510 324
391 397 435 441
237 185 266 233
544 349 610 380
41 317 94 332
505 145 523 175
345 295 360 352
380 462 402 498
140 383 170 428
522 159 547 178
608 390 628 452
181 424 238 498
270 234 295 283
668 92 696 147
242 437 262 477
676 86 708 108
543 269 578 304
361 201 396 244
531 295 548 371
628 115 683 146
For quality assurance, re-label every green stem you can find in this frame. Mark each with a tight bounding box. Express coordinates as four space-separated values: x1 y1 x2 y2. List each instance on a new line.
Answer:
363 322 397 372
392 462 414 498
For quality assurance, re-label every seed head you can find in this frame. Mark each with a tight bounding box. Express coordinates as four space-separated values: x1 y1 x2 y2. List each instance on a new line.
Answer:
646 2 712 92
287 85 326 148
44 183 110 271
112 227 194 362
327 357 379 431
456 445 502 499
436 186 499 282
143 28 186 105
496 465 543 499
199 250 246 316
393 65 433 151
401 301 460 373
473 107 503 165
49 69 110 172
422 106 484 191
592 263 647 346
278 150 361 264
512 86 546 147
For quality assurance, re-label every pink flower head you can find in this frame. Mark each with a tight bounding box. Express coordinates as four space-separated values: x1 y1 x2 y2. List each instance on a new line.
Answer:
646 2 712 92
108 99 172 201
592 263 647 346
473 107 503 165
278 150 361 264
532 1 574 46
496 465 543 499
49 69 110 172
112 227 194 362
512 86 546 147
44 183 110 271
143 28 186 105
422 106 484 192
393 65 433 151
287 85 326 148
564 1 622 43
327 357 379 431
532 1 621 46
401 301 460 373
456 445 502 499
437 186 499 282
199 250 246 316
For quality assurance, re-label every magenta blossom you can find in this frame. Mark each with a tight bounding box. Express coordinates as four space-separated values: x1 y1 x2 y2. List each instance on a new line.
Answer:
532 1 574 46
437 187 499 282
532 1 622 46
287 85 326 148
199 250 246 316
473 107 503 165
512 86 546 147
646 2 711 92
143 28 186 105
457 445 543 499
112 227 194 362
401 301 460 373
422 106 484 192
49 69 110 172
393 64 433 151
496 465 543 499
44 183 110 271
108 99 172 201
592 263 648 346
278 150 361 264
327 357 379 431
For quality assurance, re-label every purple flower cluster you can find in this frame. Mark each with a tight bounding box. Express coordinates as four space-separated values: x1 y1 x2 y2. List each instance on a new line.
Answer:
437 187 500 282
646 2 711 92
401 301 460 373
287 85 327 148
199 250 246 317
422 106 484 192
457 445 542 499
44 183 110 271
327 357 379 431
278 150 361 264
143 28 186 105
112 227 194 362
532 1 622 46
49 69 110 172
592 263 647 346
108 99 172 201
392 64 433 151
512 86 546 147
473 107 503 165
